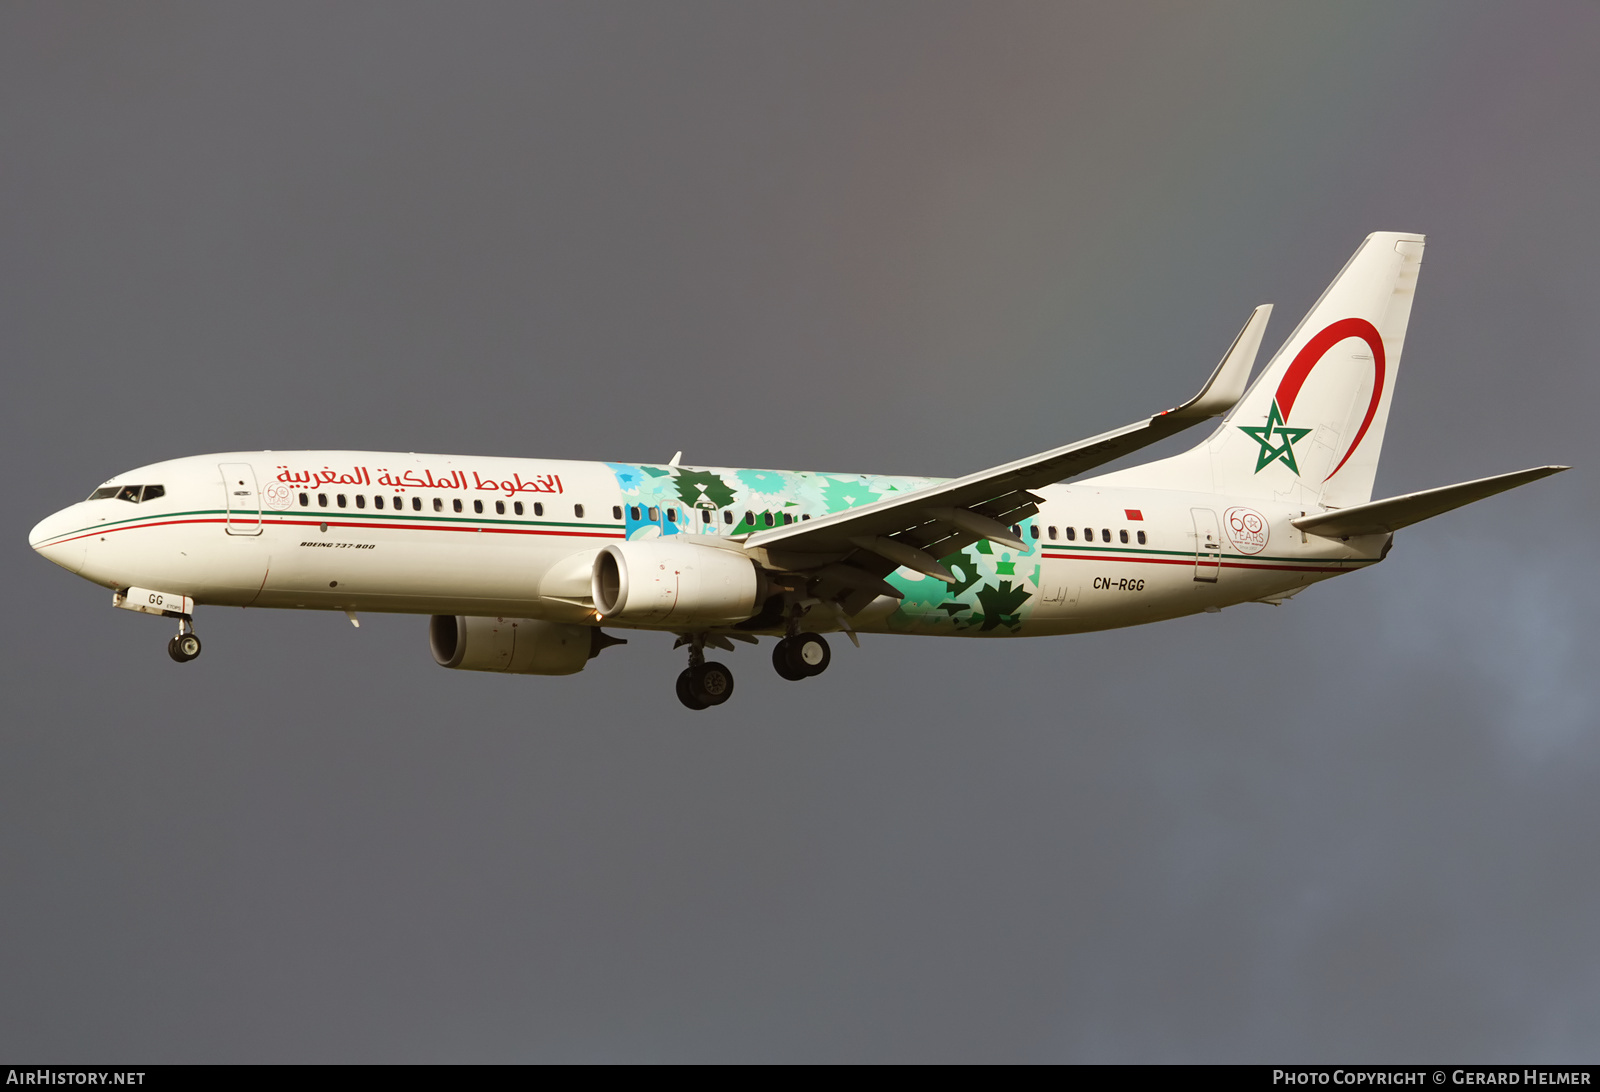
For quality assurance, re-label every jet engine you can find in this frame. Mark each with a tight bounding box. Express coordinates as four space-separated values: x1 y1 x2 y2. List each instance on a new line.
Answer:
591 540 763 626
429 615 617 675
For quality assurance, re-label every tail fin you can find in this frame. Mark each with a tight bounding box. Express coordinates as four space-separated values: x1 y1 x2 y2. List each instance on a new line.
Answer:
1208 231 1425 507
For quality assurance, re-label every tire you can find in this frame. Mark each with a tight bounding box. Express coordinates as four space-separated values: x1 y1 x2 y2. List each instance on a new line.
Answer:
693 662 735 706
792 633 830 677
676 669 709 710
167 636 187 663
177 634 202 660
772 638 807 681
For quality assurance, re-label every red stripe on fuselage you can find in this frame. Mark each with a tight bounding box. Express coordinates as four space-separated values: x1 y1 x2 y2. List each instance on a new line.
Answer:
1038 551 1358 573
40 516 626 548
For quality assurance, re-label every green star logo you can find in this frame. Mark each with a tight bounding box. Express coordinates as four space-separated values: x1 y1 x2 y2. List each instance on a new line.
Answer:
1238 400 1312 474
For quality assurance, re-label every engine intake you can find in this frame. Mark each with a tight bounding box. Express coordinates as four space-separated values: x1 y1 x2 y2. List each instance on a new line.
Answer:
591 540 762 625
429 615 615 675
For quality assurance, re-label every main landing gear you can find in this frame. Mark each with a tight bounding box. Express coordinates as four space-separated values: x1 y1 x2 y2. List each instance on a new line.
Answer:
167 617 202 663
676 635 734 711
772 633 830 681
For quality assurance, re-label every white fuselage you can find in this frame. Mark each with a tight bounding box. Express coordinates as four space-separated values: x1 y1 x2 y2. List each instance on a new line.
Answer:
29 450 1385 639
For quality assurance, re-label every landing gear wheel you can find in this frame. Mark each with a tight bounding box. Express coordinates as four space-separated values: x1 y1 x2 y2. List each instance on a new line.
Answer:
772 639 807 681
167 633 202 663
775 634 830 679
676 669 710 710
792 633 829 676
692 661 734 706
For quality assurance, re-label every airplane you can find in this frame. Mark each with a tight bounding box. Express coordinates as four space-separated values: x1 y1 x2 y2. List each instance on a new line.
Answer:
28 232 1567 710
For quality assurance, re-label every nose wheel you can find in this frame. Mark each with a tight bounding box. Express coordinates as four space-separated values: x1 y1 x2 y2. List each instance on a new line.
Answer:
773 633 830 680
167 619 202 663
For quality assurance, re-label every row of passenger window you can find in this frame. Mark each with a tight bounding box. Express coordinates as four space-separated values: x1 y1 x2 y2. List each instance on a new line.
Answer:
288 491 813 528
1021 523 1147 546
627 505 804 528
295 493 616 520
88 484 165 503
283 492 1142 545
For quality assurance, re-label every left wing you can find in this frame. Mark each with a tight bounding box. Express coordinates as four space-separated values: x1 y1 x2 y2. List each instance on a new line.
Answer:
743 305 1271 609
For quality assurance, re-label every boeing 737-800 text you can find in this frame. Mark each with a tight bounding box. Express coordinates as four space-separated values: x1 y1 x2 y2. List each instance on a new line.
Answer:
29 233 1566 708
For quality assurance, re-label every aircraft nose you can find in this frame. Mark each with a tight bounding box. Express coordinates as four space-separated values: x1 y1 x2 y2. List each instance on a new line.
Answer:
30 507 88 574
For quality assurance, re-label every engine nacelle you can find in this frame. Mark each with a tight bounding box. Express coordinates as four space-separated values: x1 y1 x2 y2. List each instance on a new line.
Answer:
430 615 598 675
591 540 762 626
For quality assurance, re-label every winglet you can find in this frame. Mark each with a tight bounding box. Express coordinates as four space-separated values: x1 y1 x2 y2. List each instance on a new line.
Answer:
1163 304 1271 421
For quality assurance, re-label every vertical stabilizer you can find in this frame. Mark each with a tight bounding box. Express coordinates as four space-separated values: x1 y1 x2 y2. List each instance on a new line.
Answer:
1206 232 1424 508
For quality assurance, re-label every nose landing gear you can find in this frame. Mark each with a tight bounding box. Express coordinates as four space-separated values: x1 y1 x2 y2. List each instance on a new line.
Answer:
167 618 202 663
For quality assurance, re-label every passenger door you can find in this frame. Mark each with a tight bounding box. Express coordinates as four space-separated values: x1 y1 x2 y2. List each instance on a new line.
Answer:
220 463 263 536
1191 507 1221 582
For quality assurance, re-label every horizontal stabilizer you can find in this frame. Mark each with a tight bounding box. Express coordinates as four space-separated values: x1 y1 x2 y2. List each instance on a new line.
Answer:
1291 465 1568 538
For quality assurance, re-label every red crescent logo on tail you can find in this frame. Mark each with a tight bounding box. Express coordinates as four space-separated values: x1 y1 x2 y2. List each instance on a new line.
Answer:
1272 317 1386 480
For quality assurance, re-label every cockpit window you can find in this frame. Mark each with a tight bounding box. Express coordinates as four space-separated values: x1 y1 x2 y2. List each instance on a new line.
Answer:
87 484 165 503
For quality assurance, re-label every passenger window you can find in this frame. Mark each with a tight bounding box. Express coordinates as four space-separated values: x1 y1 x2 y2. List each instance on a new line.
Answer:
1065 527 1075 541
1137 530 1146 545
318 494 328 508
1010 524 1020 536
1047 526 1057 540
413 497 423 512
1083 527 1092 541
630 506 641 521
744 511 754 526
802 514 810 521
534 502 543 516
648 507 659 521
700 509 711 524
574 504 585 518
763 512 774 527
782 513 792 525
612 506 622 520
356 495 366 509
514 501 523 516
433 498 442 512
453 499 463 513
337 494 347 508
1101 528 1110 542
474 500 483 514
1119 529 1128 544
666 508 677 523
299 493 309 507
495 501 505 515
1029 525 1040 540
724 510 734 525
375 496 386 510
141 485 165 502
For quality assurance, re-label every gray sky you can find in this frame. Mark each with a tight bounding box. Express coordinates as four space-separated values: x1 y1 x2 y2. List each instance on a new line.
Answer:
2 2 1596 1062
